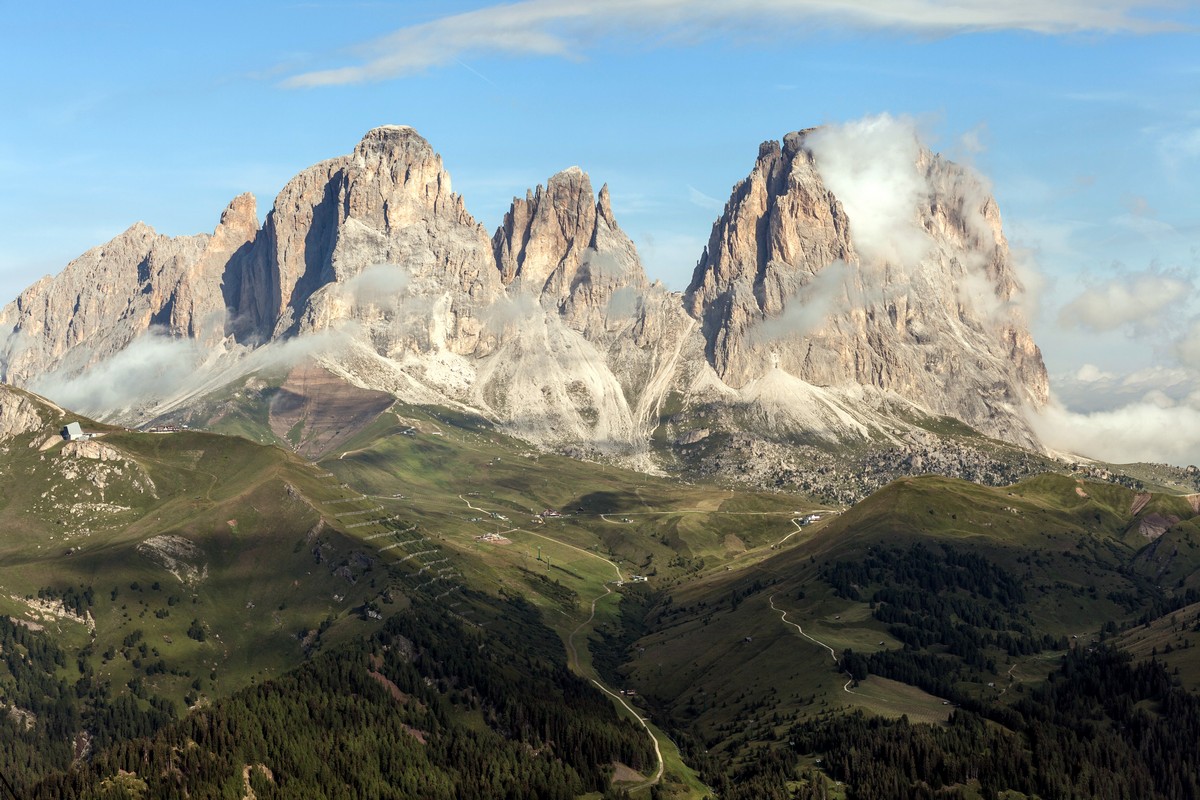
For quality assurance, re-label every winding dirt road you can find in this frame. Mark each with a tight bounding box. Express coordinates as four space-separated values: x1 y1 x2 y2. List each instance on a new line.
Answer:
769 593 867 696
462 494 664 789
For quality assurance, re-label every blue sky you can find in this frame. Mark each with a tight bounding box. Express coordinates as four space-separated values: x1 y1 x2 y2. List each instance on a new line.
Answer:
3 1 1199 462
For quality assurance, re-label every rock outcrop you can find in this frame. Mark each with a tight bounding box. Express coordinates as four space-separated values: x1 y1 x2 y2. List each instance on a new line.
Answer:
493 168 648 336
0 194 256 385
0 385 45 441
264 126 501 353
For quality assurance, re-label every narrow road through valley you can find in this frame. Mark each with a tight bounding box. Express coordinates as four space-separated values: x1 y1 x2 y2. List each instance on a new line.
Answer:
463 497 662 789
590 678 666 790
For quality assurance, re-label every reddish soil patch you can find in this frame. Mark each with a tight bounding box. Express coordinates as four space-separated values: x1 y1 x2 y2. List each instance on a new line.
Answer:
268 361 394 459
402 725 428 744
1139 513 1179 540
1131 493 1152 515
368 669 415 706
366 670 429 743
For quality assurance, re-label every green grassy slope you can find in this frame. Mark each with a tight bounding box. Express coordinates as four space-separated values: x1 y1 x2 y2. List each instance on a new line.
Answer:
0 397 393 714
8 378 1200 799
606 471 1200 782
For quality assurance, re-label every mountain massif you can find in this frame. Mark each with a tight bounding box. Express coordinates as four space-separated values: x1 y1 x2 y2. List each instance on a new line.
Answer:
1 125 1049 491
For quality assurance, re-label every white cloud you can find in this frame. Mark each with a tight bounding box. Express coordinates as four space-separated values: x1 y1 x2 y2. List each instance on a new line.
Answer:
959 125 987 154
1175 318 1200 369
1008 246 1049 323
1075 363 1115 382
750 260 852 343
30 332 204 417
1160 126 1200 168
481 291 541 335
1057 269 1191 333
805 114 931 267
1030 398 1200 467
687 185 723 211
338 263 411 308
1052 362 1200 414
282 1 1188 87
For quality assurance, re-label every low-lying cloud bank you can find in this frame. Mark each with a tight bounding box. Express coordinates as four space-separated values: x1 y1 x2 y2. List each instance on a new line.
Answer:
30 335 206 418
1043 260 1199 466
1030 395 1200 467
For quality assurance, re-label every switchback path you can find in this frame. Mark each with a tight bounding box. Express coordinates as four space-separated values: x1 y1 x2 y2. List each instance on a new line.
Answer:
769 594 869 696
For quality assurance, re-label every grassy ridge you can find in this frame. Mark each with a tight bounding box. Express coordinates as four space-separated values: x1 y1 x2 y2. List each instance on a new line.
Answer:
0 415 392 715
607 471 1200 783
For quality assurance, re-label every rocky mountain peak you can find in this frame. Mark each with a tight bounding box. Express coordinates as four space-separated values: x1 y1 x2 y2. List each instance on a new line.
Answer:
493 167 649 336
494 167 599 290
354 124 422 152
122 220 158 240
596 183 615 222
1 124 1054 466
218 192 257 232
686 128 1048 446
236 124 498 344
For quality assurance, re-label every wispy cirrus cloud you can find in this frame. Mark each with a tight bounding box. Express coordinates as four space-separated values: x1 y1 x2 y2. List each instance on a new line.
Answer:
687 185 723 211
282 0 1190 87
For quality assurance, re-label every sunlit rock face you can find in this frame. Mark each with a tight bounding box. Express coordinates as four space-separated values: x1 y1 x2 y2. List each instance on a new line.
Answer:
685 129 1048 448
0 125 1048 464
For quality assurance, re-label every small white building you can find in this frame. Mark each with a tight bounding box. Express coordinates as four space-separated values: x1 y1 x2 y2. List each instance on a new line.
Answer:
62 421 85 441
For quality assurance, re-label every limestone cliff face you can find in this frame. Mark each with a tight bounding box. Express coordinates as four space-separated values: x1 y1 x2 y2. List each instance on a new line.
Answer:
0 124 1051 463
250 126 501 355
478 168 695 454
493 168 650 338
0 194 256 384
0 385 46 442
685 130 1049 446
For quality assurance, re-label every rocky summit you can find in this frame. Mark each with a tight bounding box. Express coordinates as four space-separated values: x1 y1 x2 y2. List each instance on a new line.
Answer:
686 130 1048 448
0 125 1049 486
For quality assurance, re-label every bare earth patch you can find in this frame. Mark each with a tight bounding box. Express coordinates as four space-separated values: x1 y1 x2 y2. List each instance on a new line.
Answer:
610 762 646 784
268 362 395 459
1139 513 1179 540
241 764 275 800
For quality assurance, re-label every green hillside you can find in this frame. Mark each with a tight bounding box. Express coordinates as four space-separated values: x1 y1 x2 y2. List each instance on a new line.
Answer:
7 380 1200 799
601 472 1200 797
